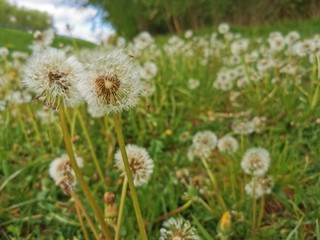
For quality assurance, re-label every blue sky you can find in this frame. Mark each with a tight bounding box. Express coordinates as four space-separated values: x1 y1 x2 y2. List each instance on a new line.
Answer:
7 0 115 43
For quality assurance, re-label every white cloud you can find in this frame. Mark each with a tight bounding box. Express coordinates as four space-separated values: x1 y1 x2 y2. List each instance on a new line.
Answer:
6 0 114 43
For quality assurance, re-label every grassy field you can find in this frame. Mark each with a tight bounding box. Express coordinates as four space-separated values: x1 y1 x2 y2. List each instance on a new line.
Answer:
0 27 96 52
0 20 320 240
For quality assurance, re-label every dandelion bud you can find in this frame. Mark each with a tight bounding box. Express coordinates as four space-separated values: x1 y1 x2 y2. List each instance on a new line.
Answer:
104 192 117 229
217 211 232 236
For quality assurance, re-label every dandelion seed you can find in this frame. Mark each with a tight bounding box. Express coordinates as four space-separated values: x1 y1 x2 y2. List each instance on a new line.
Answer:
241 148 271 176
114 144 154 186
159 216 200 240
77 49 142 115
217 135 239 153
23 48 84 109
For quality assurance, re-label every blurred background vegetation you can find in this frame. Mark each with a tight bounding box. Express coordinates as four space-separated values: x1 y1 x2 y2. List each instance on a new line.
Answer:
85 0 320 38
0 0 52 31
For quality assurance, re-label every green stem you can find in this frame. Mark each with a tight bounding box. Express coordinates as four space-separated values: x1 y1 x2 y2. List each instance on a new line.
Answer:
58 104 112 240
115 178 128 240
78 111 105 184
201 158 227 211
16 106 30 143
257 196 265 228
71 190 101 240
74 196 90 240
153 200 193 223
26 104 45 150
252 178 257 239
113 113 148 240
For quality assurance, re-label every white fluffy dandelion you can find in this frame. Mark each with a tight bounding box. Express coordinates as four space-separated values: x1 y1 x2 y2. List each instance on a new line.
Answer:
245 176 274 199
77 49 142 115
188 131 218 161
114 144 154 186
241 148 271 176
232 119 255 135
159 216 200 240
23 47 84 109
49 154 84 193
217 135 239 153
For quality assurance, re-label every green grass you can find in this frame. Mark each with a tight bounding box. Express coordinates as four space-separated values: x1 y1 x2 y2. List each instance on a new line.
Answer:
0 27 96 52
1 20 320 240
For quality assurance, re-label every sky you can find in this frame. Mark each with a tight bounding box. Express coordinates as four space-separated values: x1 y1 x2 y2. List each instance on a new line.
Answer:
7 0 115 43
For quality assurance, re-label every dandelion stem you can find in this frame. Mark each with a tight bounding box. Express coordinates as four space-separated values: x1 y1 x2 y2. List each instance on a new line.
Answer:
115 178 128 240
26 104 45 150
257 196 265 228
16 106 30 143
70 190 101 240
58 104 112 240
77 111 105 184
153 200 193 223
113 113 148 240
201 158 227 211
252 178 257 239
74 195 90 240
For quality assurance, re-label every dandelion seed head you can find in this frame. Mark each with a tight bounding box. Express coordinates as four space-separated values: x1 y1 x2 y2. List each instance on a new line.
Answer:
159 217 200 240
78 49 142 115
23 48 84 109
241 148 270 176
188 131 217 161
217 135 239 153
232 119 255 135
114 144 154 186
245 176 274 199
49 154 83 193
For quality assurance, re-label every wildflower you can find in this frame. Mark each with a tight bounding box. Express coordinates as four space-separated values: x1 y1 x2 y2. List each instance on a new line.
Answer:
184 30 193 39
31 29 55 52
49 154 84 194
188 131 218 161
36 109 57 124
232 119 255 135
0 101 5 111
179 131 190 143
165 129 173 136
134 31 154 50
104 192 117 228
251 116 267 133
188 79 200 90
241 148 271 176
218 23 230 34
114 144 154 186
159 216 200 240
285 31 300 45
23 48 84 109
217 135 239 153
140 61 158 80
0 47 9 59
245 176 274 199
268 34 285 52
77 49 142 115
231 39 249 55
217 211 232 236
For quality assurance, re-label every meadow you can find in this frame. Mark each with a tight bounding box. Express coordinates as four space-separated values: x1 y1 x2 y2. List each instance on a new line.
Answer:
0 20 320 240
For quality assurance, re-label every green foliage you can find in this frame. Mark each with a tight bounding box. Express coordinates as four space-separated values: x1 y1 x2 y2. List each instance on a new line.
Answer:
0 0 52 31
0 27 96 52
87 0 320 38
